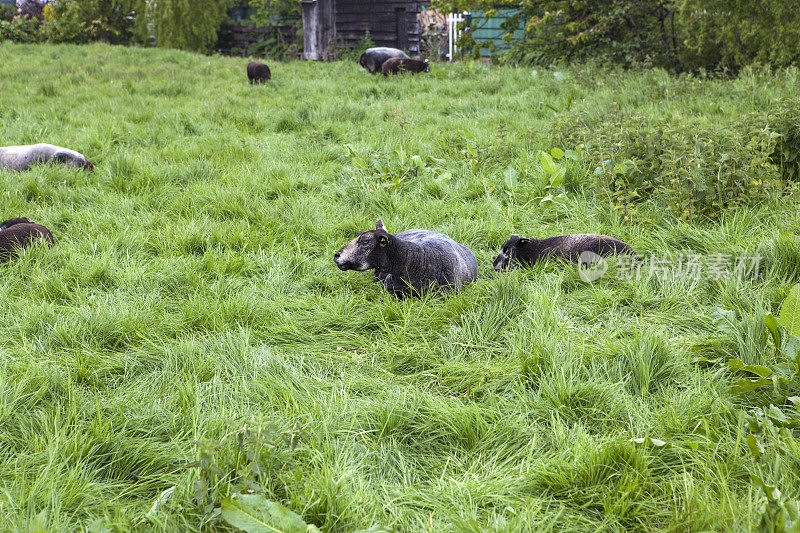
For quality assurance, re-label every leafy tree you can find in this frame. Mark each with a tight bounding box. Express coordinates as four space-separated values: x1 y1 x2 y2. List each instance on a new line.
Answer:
679 0 800 72
135 0 232 53
246 0 300 25
433 0 800 72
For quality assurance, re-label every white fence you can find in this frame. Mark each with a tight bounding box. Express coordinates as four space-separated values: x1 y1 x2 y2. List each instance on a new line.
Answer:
446 12 468 61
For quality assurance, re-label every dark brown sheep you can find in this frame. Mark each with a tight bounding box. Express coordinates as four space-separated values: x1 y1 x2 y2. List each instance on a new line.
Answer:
493 234 634 270
381 58 429 76
246 60 271 84
0 217 54 262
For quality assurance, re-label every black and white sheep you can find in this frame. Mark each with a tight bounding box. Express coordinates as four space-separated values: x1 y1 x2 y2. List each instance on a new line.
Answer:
246 60 271 84
0 217 54 262
381 57 429 76
334 219 478 297
359 47 409 74
493 234 634 270
0 144 93 171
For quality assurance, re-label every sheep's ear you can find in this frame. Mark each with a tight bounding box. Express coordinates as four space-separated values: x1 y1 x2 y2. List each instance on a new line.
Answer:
518 238 530 246
378 234 389 247
376 219 386 232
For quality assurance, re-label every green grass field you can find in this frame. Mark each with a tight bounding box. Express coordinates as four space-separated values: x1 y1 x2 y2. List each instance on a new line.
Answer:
1 42 799 531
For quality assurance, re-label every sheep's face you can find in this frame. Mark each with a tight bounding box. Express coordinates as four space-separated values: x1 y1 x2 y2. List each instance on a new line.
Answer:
55 152 93 170
493 235 530 270
334 220 390 271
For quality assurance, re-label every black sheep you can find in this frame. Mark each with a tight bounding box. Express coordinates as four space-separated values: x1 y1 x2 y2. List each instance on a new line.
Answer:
493 234 634 270
381 58 429 76
0 217 55 262
334 219 478 298
247 60 271 84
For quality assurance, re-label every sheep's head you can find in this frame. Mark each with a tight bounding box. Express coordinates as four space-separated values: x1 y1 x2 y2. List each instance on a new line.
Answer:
493 234 530 270
334 219 391 271
54 152 93 171
0 217 34 231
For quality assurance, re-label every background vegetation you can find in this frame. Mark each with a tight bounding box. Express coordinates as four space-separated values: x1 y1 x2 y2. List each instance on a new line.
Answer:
0 42 799 531
434 0 800 72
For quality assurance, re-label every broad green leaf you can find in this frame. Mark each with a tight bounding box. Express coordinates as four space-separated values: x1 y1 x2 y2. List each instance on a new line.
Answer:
785 333 800 364
788 397 800 411
221 494 313 533
725 359 773 377
766 405 792 427
631 437 667 447
550 167 565 187
145 486 175 521
765 313 781 351
539 151 557 175
779 284 800 337
711 307 738 335
352 527 394 533
550 147 565 160
750 474 781 502
503 165 517 188
730 377 773 394
746 434 764 459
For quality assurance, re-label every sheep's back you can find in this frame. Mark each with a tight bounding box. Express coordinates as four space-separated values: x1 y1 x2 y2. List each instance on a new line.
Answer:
395 230 478 283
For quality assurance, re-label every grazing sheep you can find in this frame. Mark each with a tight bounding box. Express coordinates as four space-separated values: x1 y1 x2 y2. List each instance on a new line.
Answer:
359 47 409 74
246 60 271 84
381 57 429 76
334 219 478 298
0 144 93 171
0 217 54 262
493 234 634 270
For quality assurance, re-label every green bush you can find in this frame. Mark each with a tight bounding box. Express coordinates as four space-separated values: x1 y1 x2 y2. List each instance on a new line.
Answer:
551 110 783 221
768 97 800 181
0 16 43 43
42 0 137 45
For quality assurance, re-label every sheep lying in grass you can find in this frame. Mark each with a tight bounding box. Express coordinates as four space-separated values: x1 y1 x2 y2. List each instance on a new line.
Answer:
493 234 634 270
359 47 409 74
0 217 54 262
381 58 429 76
246 60 271 84
0 144 93 171
334 219 478 298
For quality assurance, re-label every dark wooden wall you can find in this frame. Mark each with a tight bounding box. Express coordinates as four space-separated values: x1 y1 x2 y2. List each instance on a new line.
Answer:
216 23 300 58
335 1 428 53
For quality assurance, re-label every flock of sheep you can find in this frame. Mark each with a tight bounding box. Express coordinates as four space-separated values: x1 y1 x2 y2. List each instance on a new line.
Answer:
0 50 633 297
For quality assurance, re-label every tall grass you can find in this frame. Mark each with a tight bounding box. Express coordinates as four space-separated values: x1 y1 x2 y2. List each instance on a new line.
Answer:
0 42 798 530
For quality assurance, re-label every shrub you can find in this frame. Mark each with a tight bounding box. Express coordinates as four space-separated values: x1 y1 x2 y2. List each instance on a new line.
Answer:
0 16 43 42
768 98 800 182
42 0 137 45
551 110 783 221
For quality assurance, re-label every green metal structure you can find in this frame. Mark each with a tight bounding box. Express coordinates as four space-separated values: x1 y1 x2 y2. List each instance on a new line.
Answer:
468 8 524 57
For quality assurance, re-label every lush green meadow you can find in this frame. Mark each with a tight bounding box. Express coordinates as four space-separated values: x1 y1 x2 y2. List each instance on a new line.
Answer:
0 42 799 531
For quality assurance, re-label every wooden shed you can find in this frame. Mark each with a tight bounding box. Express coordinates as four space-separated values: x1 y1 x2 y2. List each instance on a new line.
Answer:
302 0 429 59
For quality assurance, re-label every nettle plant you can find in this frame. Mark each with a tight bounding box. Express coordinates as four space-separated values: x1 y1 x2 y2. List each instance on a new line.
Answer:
188 420 312 531
556 112 783 222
